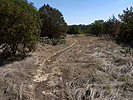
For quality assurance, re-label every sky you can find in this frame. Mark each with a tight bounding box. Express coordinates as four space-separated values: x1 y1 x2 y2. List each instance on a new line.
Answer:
28 0 133 25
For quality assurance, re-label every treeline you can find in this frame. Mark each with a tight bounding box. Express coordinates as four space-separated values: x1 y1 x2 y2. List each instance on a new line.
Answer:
67 6 133 46
67 25 83 34
0 0 67 57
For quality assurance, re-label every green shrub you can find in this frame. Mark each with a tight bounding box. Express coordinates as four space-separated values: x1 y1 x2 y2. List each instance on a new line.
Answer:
40 38 66 45
78 30 83 34
67 25 79 34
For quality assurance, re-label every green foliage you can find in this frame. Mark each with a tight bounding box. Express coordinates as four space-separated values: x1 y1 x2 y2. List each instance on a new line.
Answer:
40 38 66 46
39 4 67 39
78 30 83 34
78 24 86 33
116 6 133 44
116 23 132 43
103 84 111 89
40 38 52 44
0 0 39 57
51 38 66 45
102 15 120 37
118 75 127 81
89 20 104 36
8 0 42 36
118 7 133 24
67 25 79 34
67 25 84 34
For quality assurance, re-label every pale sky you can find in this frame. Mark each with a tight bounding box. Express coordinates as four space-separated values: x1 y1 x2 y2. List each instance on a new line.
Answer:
28 0 133 25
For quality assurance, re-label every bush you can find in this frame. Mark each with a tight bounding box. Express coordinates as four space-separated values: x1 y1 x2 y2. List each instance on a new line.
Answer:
78 30 83 34
116 23 133 44
40 38 66 46
67 25 79 34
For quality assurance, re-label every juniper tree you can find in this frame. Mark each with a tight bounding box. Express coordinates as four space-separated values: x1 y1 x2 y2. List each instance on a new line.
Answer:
0 0 39 56
39 4 67 39
116 6 133 43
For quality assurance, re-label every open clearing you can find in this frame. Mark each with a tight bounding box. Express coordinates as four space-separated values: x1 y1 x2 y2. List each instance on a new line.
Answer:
0 35 133 100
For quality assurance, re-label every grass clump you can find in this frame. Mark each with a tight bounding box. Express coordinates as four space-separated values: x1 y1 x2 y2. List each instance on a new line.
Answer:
118 75 127 81
103 84 111 89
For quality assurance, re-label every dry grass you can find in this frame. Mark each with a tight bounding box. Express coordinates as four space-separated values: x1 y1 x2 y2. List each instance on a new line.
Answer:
0 36 75 100
0 35 133 100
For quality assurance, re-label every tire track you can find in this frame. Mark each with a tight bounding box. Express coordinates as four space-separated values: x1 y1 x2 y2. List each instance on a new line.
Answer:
45 39 78 65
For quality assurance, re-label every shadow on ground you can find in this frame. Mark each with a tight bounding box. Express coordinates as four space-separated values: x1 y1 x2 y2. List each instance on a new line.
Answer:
0 54 31 66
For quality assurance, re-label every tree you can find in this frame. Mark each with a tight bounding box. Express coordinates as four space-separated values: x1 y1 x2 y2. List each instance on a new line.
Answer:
118 6 133 24
112 20 120 38
39 4 67 39
8 0 42 37
103 15 117 34
116 6 133 44
78 24 86 33
0 0 38 56
89 20 104 36
67 25 79 34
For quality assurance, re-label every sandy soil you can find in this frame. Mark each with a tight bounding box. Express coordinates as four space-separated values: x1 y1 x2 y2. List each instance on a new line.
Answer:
0 35 133 100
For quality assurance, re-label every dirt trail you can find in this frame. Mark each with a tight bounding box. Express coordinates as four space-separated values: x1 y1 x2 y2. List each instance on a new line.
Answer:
33 37 77 83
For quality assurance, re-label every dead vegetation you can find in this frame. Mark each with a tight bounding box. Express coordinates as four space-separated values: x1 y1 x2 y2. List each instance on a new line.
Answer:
0 35 133 100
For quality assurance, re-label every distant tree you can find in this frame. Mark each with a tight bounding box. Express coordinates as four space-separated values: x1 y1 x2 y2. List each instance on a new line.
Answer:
118 6 133 24
39 4 67 39
84 25 91 34
103 22 111 34
112 20 120 38
94 20 104 25
78 24 86 33
89 20 104 36
0 0 38 56
103 15 117 35
67 25 79 34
